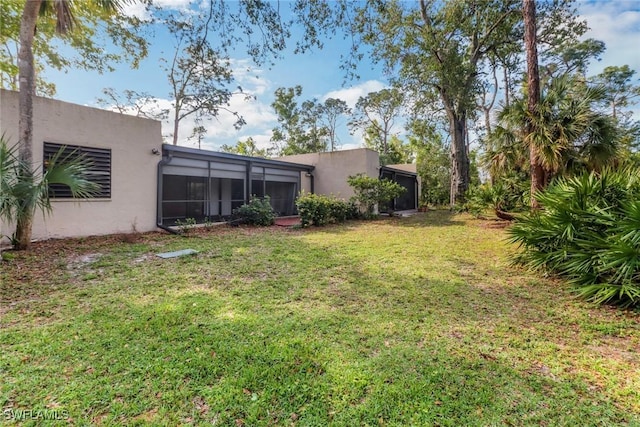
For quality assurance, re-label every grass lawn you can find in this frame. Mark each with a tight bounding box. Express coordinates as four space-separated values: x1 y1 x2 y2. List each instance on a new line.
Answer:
1 211 639 426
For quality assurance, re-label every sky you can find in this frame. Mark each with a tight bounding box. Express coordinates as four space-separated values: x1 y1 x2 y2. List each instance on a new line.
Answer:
39 0 640 153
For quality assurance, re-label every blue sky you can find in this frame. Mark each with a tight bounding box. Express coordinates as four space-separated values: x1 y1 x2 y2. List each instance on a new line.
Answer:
41 0 640 153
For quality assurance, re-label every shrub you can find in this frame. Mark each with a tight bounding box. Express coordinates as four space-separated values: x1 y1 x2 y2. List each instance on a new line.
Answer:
296 193 330 227
329 197 359 222
175 217 196 233
508 168 640 307
462 177 529 219
296 192 357 227
232 196 275 226
347 174 406 218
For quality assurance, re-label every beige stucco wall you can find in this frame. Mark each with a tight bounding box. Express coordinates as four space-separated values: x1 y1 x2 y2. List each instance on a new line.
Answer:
278 148 380 200
0 89 162 243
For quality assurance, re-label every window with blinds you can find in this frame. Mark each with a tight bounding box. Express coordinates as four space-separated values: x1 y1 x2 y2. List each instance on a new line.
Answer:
43 142 112 198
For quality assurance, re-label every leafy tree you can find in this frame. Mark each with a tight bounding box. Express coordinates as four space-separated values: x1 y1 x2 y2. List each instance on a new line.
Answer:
383 135 415 166
318 98 350 151
15 0 130 250
349 89 404 157
187 125 208 150
544 38 605 79
347 173 406 218
298 0 590 205
300 99 330 152
1 137 99 249
349 0 522 205
163 11 245 145
98 0 333 147
411 135 450 206
1 0 147 96
270 86 328 155
221 137 269 158
592 65 640 121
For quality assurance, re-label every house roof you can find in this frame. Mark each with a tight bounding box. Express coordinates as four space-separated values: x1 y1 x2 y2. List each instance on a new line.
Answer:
380 165 418 177
162 144 315 171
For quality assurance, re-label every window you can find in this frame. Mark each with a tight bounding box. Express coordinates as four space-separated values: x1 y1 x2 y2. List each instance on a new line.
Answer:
43 142 111 198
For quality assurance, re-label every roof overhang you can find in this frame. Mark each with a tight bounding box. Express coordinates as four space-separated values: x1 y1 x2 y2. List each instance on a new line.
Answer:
162 144 315 172
380 165 418 178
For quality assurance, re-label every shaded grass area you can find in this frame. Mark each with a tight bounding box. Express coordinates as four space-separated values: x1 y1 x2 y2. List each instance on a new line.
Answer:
1 211 639 426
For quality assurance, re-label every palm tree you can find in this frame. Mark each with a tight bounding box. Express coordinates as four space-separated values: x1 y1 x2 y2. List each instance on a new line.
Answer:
1 137 99 249
16 0 125 249
487 74 619 191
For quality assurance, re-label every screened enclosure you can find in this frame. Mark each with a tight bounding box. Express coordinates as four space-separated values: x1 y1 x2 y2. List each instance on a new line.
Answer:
379 166 418 212
159 146 312 225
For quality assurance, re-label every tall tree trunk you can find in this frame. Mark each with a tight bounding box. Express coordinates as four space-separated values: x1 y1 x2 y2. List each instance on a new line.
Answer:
503 65 510 108
483 108 491 136
523 0 543 209
15 0 43 250
448 111 470 206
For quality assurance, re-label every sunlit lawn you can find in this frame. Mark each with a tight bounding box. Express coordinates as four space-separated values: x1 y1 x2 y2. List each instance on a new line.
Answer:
1 211 639 426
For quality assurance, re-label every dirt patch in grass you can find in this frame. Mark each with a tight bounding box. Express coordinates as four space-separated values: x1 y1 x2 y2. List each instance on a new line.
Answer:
478 218 512 229
274 216 301 227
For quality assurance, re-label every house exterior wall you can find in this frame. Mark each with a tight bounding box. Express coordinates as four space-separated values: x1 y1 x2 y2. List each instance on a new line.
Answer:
278 148 380 200
0 89 162 243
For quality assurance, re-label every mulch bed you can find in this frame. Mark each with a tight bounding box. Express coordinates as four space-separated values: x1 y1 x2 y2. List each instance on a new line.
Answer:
274 216 301 227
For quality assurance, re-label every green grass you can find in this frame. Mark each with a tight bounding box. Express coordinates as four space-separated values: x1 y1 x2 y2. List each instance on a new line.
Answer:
1 211 639 426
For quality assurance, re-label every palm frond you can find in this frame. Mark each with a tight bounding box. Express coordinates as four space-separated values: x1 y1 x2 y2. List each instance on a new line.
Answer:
0 137 100 226
508 168 640 307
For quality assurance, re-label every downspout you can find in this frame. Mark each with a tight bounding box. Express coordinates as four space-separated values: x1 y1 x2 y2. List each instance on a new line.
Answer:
415 176 419 209
156 150 180 235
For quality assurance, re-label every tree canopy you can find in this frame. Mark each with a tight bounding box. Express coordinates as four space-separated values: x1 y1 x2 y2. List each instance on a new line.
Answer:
0 0 148 96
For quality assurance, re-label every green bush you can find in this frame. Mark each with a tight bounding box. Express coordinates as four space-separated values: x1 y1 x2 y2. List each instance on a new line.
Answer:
232 196 275 226
296 192 357 227
462 177 529 219
296 193 330 227
508 168 640 307
347 174 406 218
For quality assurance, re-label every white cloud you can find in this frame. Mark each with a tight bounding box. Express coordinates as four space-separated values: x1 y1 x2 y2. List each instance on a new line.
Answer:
98 77 390 153
579 1 640 76
97 57 278 149
155 93 277 148
231 131 274 150
578 1 640 124
230 59 271 96
322 80 387 108
123 0 193 20
203 93 277 139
